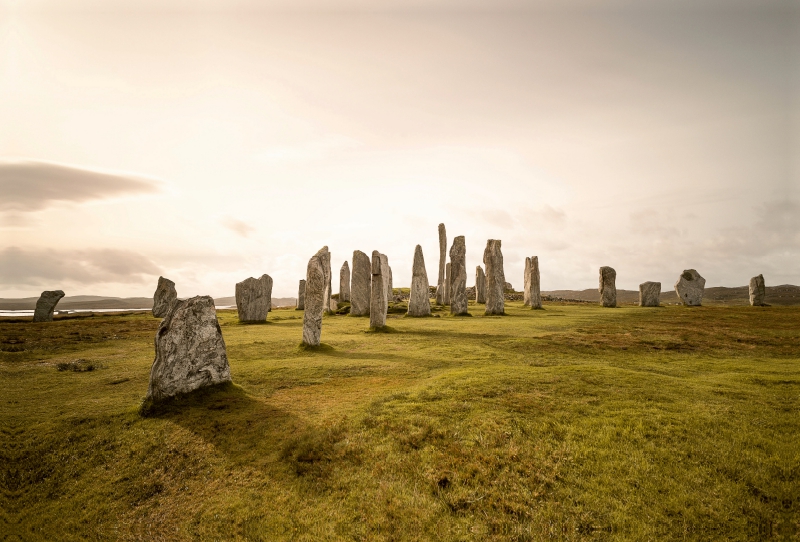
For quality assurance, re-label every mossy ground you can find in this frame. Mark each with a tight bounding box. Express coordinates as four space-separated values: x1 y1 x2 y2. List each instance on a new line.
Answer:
1 302 798 540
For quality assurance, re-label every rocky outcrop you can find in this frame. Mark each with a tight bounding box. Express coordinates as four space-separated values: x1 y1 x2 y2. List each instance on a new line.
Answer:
370 251 388 328
475 266 486 303
449 236 468 315
675 269 705 306
749 274 766 306
146 296 231 402
350 250 371 316
152 276 177 318
235 274 273 322
483 240 505 315
297 279 306 310
639 281 660 307
408 245 431 317
340 262 351 302
435 223 446 304
33 290 65 322
599 266 617 308
302 253 326 345
523 256 542 309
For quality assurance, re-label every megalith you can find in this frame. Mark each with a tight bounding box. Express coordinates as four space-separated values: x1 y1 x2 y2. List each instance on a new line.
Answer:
297 279 306 310
444 263 452 305
599 266 617 308
749 274 766 306
674 269 705 306
235 274 273 322
435 223 447 304
146 296 231 402
350 250 371 316
302 253 326 346
639 281 661 307
449 236 468 315
33 290 65 322
152 276 177 318
483 239 505 315
523 256 542 309
408 245 431 317
340 262 351 302
370 251 388 328
475 266 486 303
315 246 334 315
387 263 394 302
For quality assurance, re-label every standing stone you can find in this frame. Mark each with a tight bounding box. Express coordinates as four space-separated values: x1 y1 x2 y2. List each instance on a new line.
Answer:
408 245 431 317
315 246 334 314
32 290 65 322
350 250 371 316
302 253 326 346
475 266 486 303
340 262 351 302
370 251 388 328
380 254 390 315
504 282 514 292
639 281 661 307
524 256 542 309
152 276 177 318
674 269 705 306
146 295 231 402
387 263 393 302
296 279 306 310
483 240 505 315
599 266 617 308
235 274 273 322
444 263 452 305
449 236 468 315
435 223 447 304
749 274 766 306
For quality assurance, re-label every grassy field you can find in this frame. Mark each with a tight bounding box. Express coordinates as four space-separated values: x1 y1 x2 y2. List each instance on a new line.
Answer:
1 301 798 541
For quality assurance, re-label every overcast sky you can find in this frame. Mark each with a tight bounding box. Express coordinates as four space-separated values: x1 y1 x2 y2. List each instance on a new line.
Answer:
1 0 798 298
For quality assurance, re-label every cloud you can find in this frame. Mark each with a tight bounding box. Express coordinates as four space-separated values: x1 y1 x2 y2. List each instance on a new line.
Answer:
222 217 256 237
0 159 162 212
0 247 161 287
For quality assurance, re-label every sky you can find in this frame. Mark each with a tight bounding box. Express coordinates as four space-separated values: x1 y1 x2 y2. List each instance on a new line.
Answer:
1 0 798 299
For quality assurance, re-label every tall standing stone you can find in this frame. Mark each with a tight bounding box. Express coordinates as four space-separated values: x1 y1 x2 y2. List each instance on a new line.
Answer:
435 223 447 304
152 276 177 318
296 279 306 310
315 246 333 315
387 263 393 302
444 263 452 305
674 269 705 306
449 236 468 315
350 250 371 316
475 266 486 303
639 281 661 307
235 274 273 322
408 245 431 317
483 239 505 315
599 266 617 308
380 254 390 315
749 274 766 306
340 262 351 302
370 251 388 328
302 253 325 346
146 295 231 402
523 256 542 309
32 290 65 322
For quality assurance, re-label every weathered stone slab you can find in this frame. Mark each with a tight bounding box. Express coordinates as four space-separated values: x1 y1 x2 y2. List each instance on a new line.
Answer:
524 256 542 309
370 251 387 328
33 290 65 322
475 266 486 303
749 274 766 306
449 236 468 315
235 274 273 322
435 223 446 304
302 253 326 345
599 266 617 308
408 245 431 316
386 262 393 303
444 263 452 305
152 276 177 318
315 246 333 314
483 239 505 315
146 295 231 402
674 269 705 306
639 281 661 307
350 250 371 316
340 262 351 302
296 279 306 310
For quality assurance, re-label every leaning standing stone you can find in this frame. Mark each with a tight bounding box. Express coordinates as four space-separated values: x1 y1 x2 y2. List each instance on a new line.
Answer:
350 250 371 316
152 276 177 318
146 296 231 402
302 253 326 345
408 245 431 316
235 274 273 322
340 262 351 302
523 256 542 309
435 223 447 304
296 280 306 310
475 266 486 303
674 269 705 306
639 281 661 307
483 239 505 315
749 274 766 306
599 266 617 308
449 236 468 315
370 251 388 328
33 290 65 322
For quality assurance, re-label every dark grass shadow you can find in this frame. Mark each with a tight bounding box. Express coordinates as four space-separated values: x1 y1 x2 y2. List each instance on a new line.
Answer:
297 342 335 353
364 326 400 334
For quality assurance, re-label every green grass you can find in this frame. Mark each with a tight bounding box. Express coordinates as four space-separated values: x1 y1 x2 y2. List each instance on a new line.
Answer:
1 302 798 540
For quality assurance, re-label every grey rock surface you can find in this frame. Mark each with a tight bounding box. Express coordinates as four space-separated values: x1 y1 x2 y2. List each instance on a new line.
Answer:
370 251 388 328
302 253 326 345
475 266 486 303
435 223 446 304
599 266 617 308
33 290 65 322
524 256 542 309
387 263 393 303
504 282 514 292
444 262 452 305
639 281 661 307
315 246 333 315
146 295 231 402
350 250 371 316
749 274 766 306
339 262 351 302
297 279 306 310
674 269 705 306
449 236 468 315
152 276 177 318
483 239 505 315
235 274 273 322
408 245 431 317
